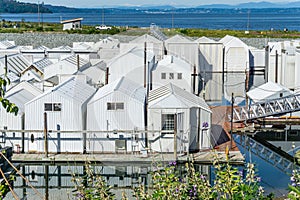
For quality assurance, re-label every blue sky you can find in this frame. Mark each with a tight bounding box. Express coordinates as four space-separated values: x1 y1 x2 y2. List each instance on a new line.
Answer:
20 0 292 8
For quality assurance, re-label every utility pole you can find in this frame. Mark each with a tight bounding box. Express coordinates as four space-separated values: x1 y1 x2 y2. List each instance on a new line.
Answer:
174 114 177 160
44 112 48 158
230 93 234 150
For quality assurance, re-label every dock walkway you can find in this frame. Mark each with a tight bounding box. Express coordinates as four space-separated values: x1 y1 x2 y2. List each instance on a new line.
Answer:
12 151 245 165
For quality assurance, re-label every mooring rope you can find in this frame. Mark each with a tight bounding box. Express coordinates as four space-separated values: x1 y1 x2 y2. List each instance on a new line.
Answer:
0 152 45 199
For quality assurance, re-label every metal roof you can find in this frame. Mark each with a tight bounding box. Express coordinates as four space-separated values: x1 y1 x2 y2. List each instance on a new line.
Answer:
0 54 30 75
149 83 211 112
35 45 50 50
62 55 89 68
165 34 193 44
219 35 248 49
0 72 19 83
61 18 83 24
195 37 217 43
0 40 15 49
89 77 146 104
130 34 162 44
51 46 72 51
6 82 42 112
157 55 191 72
247 81 293 103
27 76 96 105
31 58 54 73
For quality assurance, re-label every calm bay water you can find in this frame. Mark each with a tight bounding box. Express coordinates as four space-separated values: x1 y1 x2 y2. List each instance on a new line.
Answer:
1 8 300 30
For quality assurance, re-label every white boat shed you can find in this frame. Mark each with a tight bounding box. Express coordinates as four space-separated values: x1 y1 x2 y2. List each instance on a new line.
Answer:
247 81 293 104
0 81 42 152
152 55 193 93
24 76 96 153
148 83 212 153
87 77 146 153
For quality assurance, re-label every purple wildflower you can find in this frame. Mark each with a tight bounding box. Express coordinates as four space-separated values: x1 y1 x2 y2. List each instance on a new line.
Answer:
256 176 261 182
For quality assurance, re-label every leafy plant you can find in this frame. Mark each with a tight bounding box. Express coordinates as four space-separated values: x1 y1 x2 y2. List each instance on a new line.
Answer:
70 161 115 200
134 154 265 200
288 169 300 200
0 69 18 115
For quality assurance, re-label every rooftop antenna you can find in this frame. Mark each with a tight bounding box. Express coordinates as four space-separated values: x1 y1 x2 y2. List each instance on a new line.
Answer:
38 1 40 26
102 7 104 25
247 10 250 31
172 10 174 29
245 10 250 34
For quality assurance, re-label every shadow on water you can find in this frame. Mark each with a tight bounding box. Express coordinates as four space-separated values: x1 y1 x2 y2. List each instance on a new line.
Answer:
6 162 212 199
235 136 291 198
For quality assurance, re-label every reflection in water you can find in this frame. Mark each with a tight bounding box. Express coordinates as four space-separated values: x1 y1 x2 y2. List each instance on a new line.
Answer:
7 163 211 199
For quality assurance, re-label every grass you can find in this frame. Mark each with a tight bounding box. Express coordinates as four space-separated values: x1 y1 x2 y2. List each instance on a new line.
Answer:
1 20 300 38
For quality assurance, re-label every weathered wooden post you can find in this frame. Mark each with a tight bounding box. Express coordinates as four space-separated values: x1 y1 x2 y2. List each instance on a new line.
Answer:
174 113 177 160
230 93 234 150
44 112 48 158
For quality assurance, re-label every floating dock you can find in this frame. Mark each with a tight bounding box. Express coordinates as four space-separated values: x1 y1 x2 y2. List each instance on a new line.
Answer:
12 150 245 165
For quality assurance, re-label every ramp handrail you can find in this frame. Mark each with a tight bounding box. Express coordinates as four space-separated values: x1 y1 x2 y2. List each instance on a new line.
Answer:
231 93 300 122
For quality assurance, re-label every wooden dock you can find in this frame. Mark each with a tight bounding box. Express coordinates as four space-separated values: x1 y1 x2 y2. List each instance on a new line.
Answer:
12 150 245 165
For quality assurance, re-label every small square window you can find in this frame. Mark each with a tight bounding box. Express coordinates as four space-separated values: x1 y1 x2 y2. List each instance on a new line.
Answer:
107 103 114 110
44 103 52 111
169 73 174 79
161 73 166 79
116 103 124 110
177 73 182 79
53 103 62 111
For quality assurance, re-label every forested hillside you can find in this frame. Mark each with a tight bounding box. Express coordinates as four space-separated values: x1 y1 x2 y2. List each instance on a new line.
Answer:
0 0 51 13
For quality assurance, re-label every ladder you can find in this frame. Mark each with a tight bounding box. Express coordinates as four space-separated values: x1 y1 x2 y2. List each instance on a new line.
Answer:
231 93 300 122
234 134 299 175
150 24 168 41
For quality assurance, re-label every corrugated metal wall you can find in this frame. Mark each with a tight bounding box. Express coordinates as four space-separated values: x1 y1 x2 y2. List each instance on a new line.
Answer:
87 91 145 153
25 93 85 153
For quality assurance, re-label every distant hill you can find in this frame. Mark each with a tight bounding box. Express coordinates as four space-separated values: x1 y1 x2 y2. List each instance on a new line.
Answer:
197 1 300 9
0 0 51 13
4 1 300 14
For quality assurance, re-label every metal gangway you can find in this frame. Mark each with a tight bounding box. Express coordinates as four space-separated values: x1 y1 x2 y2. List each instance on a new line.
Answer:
150 23 168 41
234 134 299 175
232 93 300 123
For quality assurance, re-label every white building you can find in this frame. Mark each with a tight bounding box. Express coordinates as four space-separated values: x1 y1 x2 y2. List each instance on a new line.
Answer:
94 37 120 60
127 34 164 60
247 81 293 104
43 55 91 85
0 54 31 76
196 37 224 101
87 77 146 153
24 76 96 153
152 55 193 92
108 46 155 86
148 83 212 153
0 81 42 152
61 18 83 31
267 40 300 93
219 35 250 105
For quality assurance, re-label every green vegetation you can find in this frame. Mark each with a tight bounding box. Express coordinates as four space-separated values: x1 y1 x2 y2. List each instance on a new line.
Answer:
0 0 51 13
1 18 300 38
70 154 277 200
70 161 115 200
0 20 127 34
167 28 300 39
288 169 300 200
0 67 18 115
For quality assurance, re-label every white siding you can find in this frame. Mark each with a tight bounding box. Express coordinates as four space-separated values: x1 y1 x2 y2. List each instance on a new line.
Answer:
25 93 85 153
87 78 145 153
198 43 224 101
